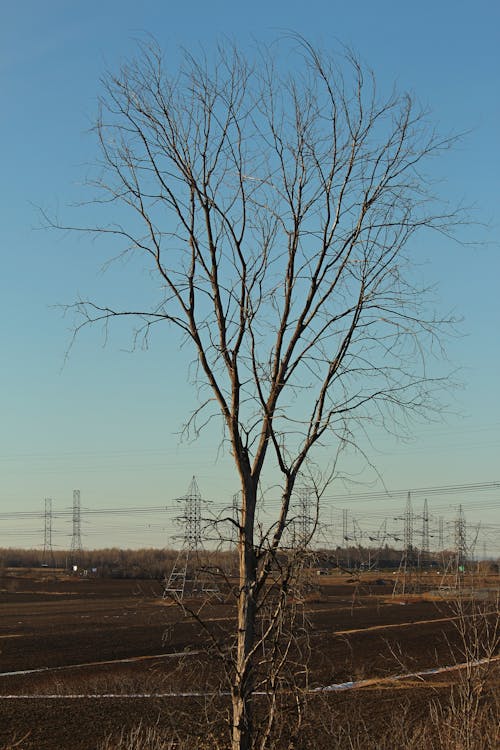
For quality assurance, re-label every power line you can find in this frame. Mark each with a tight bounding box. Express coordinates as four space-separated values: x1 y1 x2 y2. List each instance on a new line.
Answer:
324 481 500 503
2 479 498 520
1 480 498 554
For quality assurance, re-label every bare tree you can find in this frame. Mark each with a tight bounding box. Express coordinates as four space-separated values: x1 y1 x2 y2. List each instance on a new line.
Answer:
55 36 462 749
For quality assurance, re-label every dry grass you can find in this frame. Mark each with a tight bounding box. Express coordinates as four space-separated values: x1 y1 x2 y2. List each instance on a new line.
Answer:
92 689 500 750
97 719 225 750
98 722 176 750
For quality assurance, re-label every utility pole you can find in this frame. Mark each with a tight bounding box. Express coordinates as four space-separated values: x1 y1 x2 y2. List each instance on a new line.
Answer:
69 489 83 568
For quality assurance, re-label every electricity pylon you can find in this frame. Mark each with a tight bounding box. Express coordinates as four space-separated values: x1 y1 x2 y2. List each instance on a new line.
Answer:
163 477 216 600
367 519 387 569
454 504 467 585
41 498 55 567
420 498 430 567
294 486 314 549
342 508 350 569
70 490 83 567
393 492 414 596
231 491 241 548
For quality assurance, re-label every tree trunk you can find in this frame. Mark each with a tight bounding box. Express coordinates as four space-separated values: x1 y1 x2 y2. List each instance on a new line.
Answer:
232 482 258 750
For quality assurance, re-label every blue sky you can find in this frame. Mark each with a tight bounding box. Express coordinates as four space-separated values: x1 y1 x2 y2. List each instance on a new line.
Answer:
1 1 499 553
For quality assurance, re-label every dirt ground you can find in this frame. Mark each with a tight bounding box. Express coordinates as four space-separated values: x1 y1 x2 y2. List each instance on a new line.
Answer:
0 570 498 749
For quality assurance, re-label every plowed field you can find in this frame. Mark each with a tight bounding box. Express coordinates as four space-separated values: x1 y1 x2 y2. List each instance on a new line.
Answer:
1 571 498 749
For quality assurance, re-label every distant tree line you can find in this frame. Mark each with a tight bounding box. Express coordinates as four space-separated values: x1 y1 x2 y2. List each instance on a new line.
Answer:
0 546 497 578
0 547 168 578
0 547 233 579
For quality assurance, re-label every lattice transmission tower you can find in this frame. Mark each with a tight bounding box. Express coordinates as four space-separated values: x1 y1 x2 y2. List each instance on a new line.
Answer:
294 486 314 549
438 516 444 553
393 492 414 595
41 498 55 567
454 504 467 583
342 508 350 569
226 490 241 575
420 498 430 568
231 491 241 548
403 492 414 564
163 477 216 600
367 518 387 569
70 489 83 567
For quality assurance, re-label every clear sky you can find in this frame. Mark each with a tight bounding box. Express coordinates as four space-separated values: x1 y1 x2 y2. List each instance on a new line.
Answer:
1 1 499 554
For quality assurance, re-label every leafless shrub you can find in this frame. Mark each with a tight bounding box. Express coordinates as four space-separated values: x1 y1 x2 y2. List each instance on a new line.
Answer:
431 586 500 750
428 682 500 750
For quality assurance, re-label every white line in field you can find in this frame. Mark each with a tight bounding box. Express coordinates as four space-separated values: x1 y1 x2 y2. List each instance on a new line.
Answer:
316 654 500 692
0 650 201 677
1 655 498 699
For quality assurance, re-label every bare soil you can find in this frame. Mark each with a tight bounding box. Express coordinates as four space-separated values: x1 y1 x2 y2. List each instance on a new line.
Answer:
0 570 498 749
